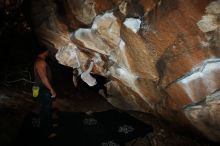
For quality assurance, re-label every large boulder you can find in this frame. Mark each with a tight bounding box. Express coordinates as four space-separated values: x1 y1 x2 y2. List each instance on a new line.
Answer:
31 0 220 142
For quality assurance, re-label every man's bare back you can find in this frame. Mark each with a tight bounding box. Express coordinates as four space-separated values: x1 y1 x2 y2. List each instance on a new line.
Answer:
35 51 56 98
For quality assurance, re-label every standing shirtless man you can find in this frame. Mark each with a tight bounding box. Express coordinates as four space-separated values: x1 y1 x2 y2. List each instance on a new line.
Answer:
34 49 56 142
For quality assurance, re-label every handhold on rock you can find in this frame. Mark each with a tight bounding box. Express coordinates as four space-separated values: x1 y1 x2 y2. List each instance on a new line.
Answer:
81 61 97 86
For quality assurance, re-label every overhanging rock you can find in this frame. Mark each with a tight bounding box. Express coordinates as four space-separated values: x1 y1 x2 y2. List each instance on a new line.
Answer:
32 0 220 142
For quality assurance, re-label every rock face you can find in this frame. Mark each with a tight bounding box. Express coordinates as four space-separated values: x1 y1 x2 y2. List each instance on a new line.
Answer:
31 0 220 142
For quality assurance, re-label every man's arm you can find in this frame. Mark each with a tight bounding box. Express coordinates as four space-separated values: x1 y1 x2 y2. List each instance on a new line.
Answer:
35 60 56 98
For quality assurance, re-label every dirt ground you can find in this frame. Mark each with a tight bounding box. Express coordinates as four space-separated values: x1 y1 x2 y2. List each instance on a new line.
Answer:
0 85 219 146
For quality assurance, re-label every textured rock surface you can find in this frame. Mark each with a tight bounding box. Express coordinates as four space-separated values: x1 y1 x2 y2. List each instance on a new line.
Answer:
31 0 220 142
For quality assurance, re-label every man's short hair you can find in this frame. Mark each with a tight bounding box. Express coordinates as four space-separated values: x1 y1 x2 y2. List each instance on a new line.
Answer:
36 45 47 56
32 38 48 56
